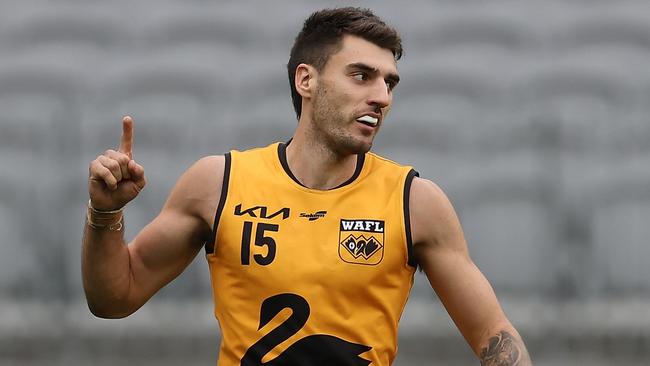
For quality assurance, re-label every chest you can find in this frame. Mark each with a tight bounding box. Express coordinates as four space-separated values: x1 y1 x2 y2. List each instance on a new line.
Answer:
213 189 408 290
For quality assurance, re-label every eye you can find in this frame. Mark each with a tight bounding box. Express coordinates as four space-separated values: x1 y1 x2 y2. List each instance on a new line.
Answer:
385 79 398 91
352 72 368 81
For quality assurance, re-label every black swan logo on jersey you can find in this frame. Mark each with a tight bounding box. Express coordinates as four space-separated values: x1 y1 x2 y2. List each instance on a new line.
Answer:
338 219 384 265
341 235 382 259
241 293 372 366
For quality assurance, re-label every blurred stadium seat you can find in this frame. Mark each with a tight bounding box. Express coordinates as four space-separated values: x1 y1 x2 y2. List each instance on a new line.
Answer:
514 61 643 154
452 154 556 293
552 16 650 53
0 65 84 299
585 160 650 294
228 73 296 150
0 196 43 299
143 14 261 50
383 65 528 154
412 15 537 54
5 14 128 51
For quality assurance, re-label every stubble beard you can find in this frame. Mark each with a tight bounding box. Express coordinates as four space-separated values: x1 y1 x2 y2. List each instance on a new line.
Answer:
310 83 373 157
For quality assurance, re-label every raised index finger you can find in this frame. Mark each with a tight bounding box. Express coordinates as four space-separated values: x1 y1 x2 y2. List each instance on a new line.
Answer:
119 116 134 158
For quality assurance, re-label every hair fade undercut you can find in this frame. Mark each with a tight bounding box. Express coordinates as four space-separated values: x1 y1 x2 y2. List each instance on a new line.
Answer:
287 7 403 119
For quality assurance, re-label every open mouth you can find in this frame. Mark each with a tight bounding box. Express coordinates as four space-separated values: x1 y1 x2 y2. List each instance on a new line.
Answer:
356 115 379 127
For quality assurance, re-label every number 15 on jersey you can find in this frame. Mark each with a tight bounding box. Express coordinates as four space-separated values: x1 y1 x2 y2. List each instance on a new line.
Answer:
240 221 278 266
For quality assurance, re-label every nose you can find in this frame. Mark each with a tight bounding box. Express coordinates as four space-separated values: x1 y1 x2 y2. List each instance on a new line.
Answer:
367 79 392 110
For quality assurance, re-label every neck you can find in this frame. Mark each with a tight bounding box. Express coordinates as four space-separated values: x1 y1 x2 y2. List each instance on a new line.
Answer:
285 129 360 191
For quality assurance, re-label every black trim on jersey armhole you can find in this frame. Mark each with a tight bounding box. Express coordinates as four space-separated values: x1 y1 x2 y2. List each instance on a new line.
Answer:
205 152 231 255
404 169 419 268
278 140 365 190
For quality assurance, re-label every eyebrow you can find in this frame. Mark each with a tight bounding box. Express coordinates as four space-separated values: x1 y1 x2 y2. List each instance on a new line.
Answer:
347 62 400 86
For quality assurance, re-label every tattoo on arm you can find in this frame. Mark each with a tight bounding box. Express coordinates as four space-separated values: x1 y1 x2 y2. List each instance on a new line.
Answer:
479 331 531 366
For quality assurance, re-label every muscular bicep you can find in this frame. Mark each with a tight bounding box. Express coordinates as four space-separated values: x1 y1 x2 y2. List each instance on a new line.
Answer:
124 155 224 309
410 178 510 355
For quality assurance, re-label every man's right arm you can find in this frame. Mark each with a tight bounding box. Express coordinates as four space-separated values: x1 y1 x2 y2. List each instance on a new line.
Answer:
81 116 224 318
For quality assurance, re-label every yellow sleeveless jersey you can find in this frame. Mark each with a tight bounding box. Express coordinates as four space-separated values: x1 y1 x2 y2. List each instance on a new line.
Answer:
205 142 419 366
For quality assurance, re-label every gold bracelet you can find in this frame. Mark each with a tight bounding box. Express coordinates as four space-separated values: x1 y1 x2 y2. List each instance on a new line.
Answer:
87 200 124 231
88 199 123 214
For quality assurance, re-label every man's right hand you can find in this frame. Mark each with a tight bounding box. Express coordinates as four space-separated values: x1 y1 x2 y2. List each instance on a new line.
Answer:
88 116 146 211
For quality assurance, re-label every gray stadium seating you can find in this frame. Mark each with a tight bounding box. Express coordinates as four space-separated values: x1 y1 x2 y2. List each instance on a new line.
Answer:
2 1 650 364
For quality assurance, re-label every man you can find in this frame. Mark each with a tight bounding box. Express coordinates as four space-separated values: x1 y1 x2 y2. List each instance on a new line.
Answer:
83 7 532 366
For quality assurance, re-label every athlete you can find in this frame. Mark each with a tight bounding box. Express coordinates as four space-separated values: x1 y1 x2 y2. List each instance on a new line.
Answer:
82 7 532 366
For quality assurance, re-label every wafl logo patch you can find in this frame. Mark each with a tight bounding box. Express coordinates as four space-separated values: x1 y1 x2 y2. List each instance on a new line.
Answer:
339 219 385 265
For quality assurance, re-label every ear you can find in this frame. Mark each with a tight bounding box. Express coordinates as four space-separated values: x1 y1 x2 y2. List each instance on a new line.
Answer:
295 63 317 99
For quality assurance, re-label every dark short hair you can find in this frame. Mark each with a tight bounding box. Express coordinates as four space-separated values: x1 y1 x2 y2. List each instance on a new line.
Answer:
287 7 403 118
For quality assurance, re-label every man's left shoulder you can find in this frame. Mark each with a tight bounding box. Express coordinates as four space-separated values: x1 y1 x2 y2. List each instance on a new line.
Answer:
366 152 418 180
409 177 454 215
409 176 464 249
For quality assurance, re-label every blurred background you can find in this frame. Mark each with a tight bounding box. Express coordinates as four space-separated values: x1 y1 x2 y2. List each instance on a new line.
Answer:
1 0 649 365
